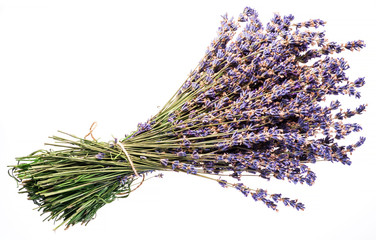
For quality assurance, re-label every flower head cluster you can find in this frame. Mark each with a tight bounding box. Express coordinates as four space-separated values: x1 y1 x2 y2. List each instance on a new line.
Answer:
128 7 366 211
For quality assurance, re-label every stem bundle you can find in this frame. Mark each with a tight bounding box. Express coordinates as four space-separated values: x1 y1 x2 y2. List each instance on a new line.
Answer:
9 7 366 229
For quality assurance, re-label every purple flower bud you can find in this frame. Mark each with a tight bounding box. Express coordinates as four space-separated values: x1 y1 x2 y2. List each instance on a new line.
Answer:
177 151 187 157
218 179 227 188
160 159 169 167
95 152 105 160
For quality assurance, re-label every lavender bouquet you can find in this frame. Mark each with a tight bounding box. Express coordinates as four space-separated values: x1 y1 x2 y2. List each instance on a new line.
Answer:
9 7 366 230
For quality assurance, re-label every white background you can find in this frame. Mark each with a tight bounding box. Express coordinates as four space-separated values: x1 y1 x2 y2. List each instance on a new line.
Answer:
1 0 375 239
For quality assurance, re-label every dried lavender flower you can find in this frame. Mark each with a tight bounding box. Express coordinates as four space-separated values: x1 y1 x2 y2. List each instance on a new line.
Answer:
9 6 366 229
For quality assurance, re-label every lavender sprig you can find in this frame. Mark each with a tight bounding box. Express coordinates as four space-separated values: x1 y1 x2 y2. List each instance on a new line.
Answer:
9 6 366 229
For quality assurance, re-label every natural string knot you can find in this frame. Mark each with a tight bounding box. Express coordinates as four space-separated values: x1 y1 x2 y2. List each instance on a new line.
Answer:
84 122 140 177
84 122 98 141
116 139 140 177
